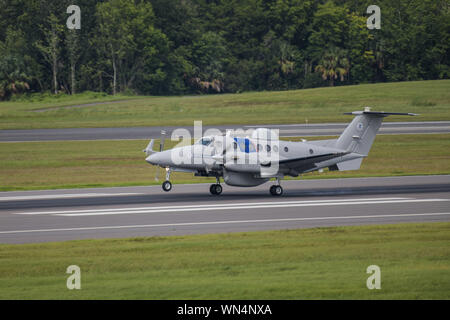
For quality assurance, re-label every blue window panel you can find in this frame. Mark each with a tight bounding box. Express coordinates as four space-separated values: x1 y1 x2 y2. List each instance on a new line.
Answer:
233 138 256 153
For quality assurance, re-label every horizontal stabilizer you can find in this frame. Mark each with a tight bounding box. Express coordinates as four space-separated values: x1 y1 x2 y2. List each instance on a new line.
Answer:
344 111 418 117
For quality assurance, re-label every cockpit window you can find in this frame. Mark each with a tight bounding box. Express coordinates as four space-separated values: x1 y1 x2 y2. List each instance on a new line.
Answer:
197 138 212 146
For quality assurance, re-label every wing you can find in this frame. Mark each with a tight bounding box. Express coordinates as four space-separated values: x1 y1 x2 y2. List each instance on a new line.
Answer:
278 152 348 172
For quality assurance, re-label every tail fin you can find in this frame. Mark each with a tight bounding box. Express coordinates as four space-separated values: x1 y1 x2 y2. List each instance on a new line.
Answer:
335 109 417 156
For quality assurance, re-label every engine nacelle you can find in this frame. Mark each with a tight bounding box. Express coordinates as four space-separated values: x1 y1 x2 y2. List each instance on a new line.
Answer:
223 169 268 187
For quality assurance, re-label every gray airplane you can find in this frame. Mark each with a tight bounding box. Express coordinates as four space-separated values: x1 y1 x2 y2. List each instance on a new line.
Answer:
144 108 416 195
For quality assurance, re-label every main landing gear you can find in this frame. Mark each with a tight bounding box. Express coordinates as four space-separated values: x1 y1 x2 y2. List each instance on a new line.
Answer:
269 178 283 196
210 177 223 195
162 168 172 192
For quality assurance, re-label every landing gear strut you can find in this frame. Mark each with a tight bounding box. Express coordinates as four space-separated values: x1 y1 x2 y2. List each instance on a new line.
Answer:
162 168 172 192
270 178 283 196
210 177 223 195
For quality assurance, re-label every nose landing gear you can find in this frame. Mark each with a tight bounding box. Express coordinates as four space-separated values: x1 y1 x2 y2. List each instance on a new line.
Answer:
162 180 172 192
162 168 172 192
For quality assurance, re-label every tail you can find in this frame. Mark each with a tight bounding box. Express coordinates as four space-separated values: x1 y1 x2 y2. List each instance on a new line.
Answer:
333 108 417 170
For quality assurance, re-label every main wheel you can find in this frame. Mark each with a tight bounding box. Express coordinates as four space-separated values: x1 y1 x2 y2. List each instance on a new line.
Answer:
214 184 223 195
270 185 283 196
162 180 172 192
210 184 222 195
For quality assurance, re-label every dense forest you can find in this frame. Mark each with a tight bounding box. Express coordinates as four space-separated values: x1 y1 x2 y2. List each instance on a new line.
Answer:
0 0 448 99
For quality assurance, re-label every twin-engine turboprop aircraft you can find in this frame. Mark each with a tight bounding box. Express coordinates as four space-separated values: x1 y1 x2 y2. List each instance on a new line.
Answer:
144 108 416 195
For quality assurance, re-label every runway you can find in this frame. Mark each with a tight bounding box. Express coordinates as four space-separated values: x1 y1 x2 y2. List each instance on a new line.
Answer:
1 121 450 141
0 175 449 244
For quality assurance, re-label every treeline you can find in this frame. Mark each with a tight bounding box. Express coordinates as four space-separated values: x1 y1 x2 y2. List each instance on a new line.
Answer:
0 0 449 99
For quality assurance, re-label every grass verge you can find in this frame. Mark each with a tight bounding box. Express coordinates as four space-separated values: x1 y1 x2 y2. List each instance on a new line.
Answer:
0 134 449 191
0 80 449 129
0 222 448 299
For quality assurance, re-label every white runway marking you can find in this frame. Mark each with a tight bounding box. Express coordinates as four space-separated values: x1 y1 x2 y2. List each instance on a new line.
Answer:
11 197 449 217
0 193 140 201
0 212 449 235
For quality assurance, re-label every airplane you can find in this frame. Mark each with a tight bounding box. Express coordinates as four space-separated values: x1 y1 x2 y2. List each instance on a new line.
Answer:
143 108 417 196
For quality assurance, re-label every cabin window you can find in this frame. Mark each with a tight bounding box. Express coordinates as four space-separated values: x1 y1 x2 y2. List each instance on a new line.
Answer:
284 146 289 152
248 141 256 152
239 139 246 151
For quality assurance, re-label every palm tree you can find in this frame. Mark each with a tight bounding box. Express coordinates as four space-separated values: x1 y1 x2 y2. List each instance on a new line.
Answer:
0 55 31 100
315 47 349 86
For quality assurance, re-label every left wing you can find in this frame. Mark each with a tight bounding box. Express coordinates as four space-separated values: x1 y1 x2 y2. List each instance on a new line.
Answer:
278 152 349 172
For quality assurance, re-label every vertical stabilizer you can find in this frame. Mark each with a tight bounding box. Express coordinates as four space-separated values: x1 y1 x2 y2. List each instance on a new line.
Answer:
335 109 417 156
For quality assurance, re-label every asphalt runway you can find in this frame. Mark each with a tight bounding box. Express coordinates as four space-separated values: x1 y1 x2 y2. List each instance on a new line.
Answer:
1 121 450 141
0 175 449 244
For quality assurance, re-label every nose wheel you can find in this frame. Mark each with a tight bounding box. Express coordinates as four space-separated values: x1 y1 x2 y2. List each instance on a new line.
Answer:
162 180 172 192
161 168 172 192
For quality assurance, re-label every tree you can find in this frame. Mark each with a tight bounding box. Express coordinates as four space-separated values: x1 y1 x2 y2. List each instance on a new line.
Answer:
96 0 168 95
315 47 349 86
191 31 229 92
0 27 36 99
65 29 80 94
308 1 349 63
35 14 63 94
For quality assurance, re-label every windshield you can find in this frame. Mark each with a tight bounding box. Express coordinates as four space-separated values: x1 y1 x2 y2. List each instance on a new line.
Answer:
196 137 212 146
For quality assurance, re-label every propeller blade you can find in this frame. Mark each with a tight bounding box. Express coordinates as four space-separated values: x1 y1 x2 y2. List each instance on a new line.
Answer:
155 166 160 181
160 130 166 152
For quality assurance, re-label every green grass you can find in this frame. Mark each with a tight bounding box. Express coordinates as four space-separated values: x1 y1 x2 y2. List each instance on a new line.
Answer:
0 222 448 299
0 134 449 191
0 80 449 129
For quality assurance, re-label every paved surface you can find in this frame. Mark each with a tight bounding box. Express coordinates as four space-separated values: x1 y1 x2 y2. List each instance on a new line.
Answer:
0 175 449 244
1 121 450 141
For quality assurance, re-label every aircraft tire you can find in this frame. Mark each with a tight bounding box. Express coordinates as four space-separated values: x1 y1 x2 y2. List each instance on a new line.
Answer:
270 185 283 196
209 184 217 195
214 184 223 195
210 184 222 195
162 180 172 192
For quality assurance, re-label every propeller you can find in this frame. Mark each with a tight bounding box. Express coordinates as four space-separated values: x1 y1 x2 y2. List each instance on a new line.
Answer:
159 129 166 152
155 130 166 181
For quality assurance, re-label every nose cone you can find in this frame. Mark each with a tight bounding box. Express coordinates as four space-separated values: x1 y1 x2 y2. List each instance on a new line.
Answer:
146 153 159 165
146 151 170 166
